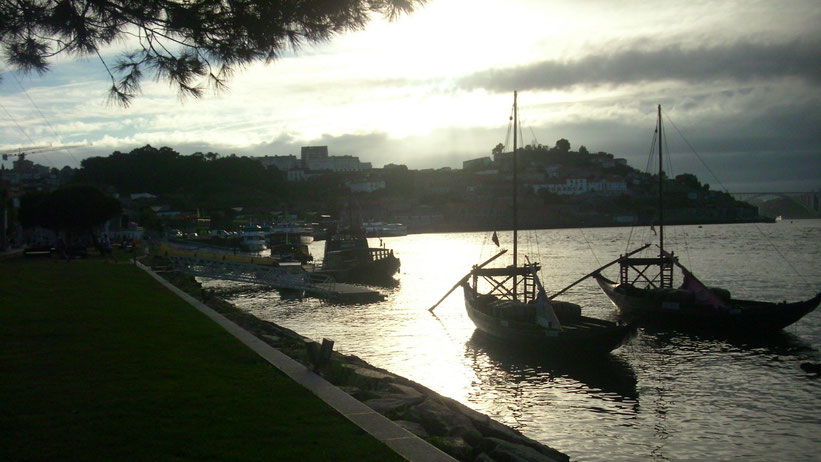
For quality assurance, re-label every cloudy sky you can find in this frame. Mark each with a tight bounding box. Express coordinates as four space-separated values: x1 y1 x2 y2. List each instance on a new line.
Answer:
1 0 819 192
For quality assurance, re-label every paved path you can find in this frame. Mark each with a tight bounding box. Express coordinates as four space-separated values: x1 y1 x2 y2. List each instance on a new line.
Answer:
137 261 455 462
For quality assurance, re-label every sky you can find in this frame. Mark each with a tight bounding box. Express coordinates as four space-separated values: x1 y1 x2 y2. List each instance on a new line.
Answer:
1 0 820 193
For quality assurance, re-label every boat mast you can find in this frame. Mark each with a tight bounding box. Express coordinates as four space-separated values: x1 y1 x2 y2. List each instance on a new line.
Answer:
512 91 518 298
657 104 664 258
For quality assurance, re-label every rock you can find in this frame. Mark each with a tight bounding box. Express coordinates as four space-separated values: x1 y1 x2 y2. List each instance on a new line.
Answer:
483 437 569 462
800 362 821 374
387 382 425 398
428 436 475 461
394 419 429 438
342 363 397 381
403 397 483 446
364 392 425 414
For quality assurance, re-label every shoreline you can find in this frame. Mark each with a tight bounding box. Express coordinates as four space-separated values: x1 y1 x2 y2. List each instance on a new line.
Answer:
144 258 570 462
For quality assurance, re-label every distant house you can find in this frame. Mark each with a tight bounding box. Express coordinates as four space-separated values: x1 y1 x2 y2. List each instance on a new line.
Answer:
590 153 616 169
346 180 386 193
258 155 299 171
301 146 370 172
587 177 627 195
462 157 492 171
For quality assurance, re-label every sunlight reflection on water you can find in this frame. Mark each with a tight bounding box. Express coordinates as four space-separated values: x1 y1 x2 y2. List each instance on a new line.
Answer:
204 220 821 461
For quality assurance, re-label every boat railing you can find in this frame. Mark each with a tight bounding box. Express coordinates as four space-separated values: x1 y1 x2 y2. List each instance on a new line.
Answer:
471 264 539 303
369 248 394 262
618 255 675 288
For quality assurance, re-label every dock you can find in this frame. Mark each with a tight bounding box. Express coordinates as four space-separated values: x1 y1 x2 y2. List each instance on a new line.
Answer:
155 243 383 303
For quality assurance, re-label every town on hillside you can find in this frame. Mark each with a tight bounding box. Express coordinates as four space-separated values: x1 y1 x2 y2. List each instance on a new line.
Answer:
0 141 784 249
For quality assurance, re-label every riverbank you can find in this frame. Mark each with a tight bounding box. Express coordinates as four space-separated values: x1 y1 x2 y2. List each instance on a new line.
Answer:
148 255 570 462
0 257 404 461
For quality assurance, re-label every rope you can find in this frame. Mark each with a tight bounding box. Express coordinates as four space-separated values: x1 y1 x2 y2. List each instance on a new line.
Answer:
579 227 601 266
664 113 808 282
7 70 81 168
626 124 660 254
665 114 730 193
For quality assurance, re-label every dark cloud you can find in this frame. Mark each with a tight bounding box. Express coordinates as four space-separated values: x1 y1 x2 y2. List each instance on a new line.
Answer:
458 39 821 92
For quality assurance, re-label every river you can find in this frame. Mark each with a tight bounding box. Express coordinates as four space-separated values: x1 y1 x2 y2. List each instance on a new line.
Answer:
210 219 821 461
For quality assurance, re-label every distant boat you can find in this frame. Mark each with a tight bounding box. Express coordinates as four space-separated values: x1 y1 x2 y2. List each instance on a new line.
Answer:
591 106 820 333
364 222 408 237
430 92 634 355
239 225 268 252
269 222 314 246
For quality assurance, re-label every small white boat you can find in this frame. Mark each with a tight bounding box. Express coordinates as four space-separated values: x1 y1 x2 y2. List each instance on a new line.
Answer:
239 226 268 252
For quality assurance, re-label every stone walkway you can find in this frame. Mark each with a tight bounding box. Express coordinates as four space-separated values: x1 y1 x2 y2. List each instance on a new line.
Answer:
136 261 456 462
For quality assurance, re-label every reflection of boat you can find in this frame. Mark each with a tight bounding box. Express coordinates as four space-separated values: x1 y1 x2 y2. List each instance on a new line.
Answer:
591 106 820 333
431 92 633 355
320 227 400 285
466 330 638 401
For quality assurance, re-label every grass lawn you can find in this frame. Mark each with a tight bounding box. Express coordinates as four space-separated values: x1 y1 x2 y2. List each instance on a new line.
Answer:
0 256 404 461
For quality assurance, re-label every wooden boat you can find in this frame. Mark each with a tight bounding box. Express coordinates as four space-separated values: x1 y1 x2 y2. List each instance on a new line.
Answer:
430 92 633 355
591 105 820 333
320 227 400 285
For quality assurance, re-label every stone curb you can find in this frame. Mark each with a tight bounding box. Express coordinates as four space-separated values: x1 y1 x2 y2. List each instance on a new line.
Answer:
136 261 456 462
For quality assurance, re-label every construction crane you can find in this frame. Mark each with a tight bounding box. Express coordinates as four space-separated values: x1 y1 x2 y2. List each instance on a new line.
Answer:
1 143 90 162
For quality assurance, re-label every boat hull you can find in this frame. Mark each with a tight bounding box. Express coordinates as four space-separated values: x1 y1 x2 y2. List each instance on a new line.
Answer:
593 274 821 333
321 250 400 285
463 285 633 354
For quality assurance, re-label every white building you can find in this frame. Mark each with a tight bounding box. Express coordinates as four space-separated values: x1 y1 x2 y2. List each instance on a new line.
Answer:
346 180 386 193
587 177 628 195
462 157 492 170
300 146 370 172
258 155 299 171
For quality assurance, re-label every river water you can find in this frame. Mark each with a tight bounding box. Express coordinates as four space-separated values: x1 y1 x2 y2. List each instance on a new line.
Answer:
209 219 821 461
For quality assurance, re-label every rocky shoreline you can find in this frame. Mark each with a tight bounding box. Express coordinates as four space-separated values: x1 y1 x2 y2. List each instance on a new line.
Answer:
155 266 570 462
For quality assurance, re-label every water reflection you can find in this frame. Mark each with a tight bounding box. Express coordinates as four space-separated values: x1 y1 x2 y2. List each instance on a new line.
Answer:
640 325 818 360
466 330 639 404
212 222 820 461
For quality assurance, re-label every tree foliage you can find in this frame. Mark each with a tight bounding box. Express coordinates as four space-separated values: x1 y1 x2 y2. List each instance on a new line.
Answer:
1 0 424 106
19 185 121 235
72 145 287 208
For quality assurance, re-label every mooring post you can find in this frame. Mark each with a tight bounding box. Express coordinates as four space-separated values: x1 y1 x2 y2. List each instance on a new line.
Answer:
319 338 334 367
306 338 335 371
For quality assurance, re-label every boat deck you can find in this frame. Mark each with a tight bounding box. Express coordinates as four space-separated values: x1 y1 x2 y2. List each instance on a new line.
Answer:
156 242 384 303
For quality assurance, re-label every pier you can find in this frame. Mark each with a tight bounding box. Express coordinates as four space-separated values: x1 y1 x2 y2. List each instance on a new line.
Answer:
155 243 383 303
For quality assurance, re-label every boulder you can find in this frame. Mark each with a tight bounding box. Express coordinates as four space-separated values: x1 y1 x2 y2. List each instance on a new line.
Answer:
403 397 483 446
364 392 425 414
482 437 569 462
394 419 429 438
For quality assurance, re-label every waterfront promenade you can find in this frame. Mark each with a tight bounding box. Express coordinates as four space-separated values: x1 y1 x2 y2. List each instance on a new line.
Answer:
0 255 420 461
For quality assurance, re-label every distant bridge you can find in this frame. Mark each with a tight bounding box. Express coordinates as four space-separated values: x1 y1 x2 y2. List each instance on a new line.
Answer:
730 191 820 216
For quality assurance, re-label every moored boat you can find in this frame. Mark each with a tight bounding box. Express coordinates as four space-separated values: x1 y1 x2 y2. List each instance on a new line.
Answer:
430 92 634 355
591 106 820 333
238 225 267 252
320 227 400 285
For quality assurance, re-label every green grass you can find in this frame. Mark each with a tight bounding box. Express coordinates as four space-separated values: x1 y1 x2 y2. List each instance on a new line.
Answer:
0 257 404 461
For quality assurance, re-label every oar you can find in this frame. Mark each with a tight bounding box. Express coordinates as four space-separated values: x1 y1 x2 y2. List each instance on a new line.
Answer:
428 249 507 312
548 243 651 300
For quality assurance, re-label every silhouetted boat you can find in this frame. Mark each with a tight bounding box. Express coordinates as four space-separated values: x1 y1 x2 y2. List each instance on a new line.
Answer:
591 106 820 333
430 92 633 355
320 226 400 285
